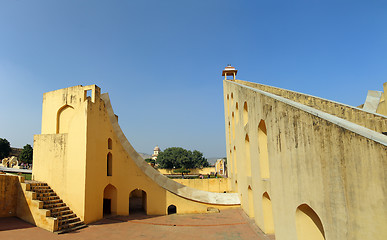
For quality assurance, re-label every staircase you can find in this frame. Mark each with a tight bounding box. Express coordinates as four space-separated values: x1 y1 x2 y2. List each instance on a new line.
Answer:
27 181 87 234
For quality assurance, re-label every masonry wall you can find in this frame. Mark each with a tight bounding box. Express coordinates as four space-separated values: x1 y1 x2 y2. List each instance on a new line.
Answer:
172 178 230 193
224 80 387 240
0 174 18 217
33 86 88 221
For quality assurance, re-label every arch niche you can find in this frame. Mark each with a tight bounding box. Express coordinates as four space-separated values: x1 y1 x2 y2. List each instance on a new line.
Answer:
56 105 75 134
129 189 147 214
103 184 117 217
296 204 325 240
167 205 177 215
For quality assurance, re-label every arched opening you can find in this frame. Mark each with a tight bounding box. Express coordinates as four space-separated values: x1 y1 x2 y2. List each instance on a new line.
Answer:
108 138 112 150
228 122 231 147
247 185 254 218
56 105 75 134
233 146 237 174
228 149 233 176
129 189 147 215
296 204 325 240
232 112 235 140
227 94 230 115
103 184 117 217
258 120 270 179
167 205 177 215
231 92 233 100
107 152 112 176
235 102 239 124
243 102 248 126
245 134 251 177
262 192 275 234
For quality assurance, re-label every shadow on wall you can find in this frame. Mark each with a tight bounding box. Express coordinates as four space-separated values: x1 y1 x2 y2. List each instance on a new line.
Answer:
296 204 325 240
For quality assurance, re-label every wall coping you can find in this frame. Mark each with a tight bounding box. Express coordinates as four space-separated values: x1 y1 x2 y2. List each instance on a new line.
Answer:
228 80 387 146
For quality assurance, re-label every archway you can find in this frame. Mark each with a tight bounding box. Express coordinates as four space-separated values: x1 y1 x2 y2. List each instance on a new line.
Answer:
262 192 275 234
258 120 270 179
103 184 117 217
296 204 325 240
129 189 147 214
243 101 248 126
245 134 251 177
167 205 177 214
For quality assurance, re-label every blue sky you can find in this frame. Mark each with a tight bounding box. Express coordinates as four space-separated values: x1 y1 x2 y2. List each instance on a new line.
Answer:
0 0 386 157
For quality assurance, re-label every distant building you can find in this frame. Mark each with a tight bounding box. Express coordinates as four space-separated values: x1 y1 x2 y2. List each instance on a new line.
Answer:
152 146 161 160
215 159 226 176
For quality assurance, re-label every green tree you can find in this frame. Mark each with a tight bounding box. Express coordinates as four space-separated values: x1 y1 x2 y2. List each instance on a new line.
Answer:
0 138 11 159
156 147 209 169
19 144 33 164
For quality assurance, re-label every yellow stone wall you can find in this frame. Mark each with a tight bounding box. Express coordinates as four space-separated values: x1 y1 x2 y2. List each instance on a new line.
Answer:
33 85 240 225
0 174 18 217
172 178 230 193
224 80 387 240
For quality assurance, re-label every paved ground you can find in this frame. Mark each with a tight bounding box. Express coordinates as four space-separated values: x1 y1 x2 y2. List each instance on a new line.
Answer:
0 208 275 240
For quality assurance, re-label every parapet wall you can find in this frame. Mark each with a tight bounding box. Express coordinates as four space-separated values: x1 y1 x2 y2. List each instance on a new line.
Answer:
235 80 387 133
224 79 387 240
172 178 230 193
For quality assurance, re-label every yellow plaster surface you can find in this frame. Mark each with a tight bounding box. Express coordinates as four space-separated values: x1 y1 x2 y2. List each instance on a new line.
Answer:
224 80 387 240
172 178 230 193
0 174 18 217
32 85 240 225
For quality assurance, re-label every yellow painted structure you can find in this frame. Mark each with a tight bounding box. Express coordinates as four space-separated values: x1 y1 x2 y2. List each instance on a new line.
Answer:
223 78 387 240
32 85 240 225
172 178 230 193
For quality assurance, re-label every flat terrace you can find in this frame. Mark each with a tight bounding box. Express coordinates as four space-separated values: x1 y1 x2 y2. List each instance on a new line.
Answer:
0 208 273 240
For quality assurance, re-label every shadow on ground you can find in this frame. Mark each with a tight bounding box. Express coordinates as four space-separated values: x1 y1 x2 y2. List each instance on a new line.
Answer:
0 217 34 231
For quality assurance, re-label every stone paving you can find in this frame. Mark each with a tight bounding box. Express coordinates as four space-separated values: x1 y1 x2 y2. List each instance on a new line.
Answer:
0 208 275 240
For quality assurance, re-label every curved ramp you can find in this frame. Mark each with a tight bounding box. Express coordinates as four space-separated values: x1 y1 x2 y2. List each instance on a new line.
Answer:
101 93 240 205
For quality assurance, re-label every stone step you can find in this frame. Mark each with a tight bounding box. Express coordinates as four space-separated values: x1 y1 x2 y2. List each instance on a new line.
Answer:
30 185 51 190
28 182 48 187
36 192 57 198
44 202 66 209
34 189 54 194
50 206 70 213
55 223 87 234
43 199 63 206
51 209 73 218
38 196 60 202
58 221 84 231
59 217 80 226
57 213 76 220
